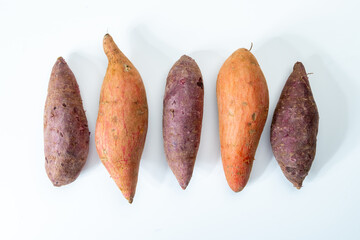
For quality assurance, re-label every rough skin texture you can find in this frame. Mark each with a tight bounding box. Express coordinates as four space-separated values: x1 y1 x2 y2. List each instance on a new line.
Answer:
95 34 148 203
217 49 269 192
270 62 319 189
163 55 204 189
44 57 90 186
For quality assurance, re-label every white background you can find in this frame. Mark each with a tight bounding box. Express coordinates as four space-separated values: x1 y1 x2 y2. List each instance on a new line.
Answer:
1 0 359 239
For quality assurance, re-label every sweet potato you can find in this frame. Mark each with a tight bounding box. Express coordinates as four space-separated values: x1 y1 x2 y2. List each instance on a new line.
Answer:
163 55 204 189
270 62 319 189
217 48 269 192
95 34 148 203
44 57 90 186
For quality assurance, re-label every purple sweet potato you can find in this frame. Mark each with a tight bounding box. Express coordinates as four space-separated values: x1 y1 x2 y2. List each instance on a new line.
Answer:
270 62 319 189
44 57 90 186
163 55 204 189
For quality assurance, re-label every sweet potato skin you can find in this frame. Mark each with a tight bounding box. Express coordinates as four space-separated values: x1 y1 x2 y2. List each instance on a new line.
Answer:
217 49 269 192
163 55 204 189
95 34 148 203
44 57 90 186
270 62 319 189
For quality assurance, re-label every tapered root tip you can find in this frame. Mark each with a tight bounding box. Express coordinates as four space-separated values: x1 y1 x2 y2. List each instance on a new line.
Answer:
103 33 113 45
103 33 114 43
49 177 73 187
229 184 244 193
293 62 306 73
288 177 303 189
180 183 188 190
52 182 63 187
225 172 248 193
124 191 135 204
56 56 66 64
179 55 195 62
124 193 134 204
177 177 191 190
103 33 121 61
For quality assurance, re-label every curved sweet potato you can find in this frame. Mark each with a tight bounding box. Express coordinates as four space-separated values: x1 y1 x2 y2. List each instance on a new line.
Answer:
44 57 90 186
95 34 148 203
163 55 204 189
270 62 319 189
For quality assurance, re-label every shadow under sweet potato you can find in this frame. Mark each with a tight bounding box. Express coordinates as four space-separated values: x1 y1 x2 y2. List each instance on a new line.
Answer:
246 38 300 184
189 50 224 176
251 35 354 186
67 52 105 173
128 25 176 185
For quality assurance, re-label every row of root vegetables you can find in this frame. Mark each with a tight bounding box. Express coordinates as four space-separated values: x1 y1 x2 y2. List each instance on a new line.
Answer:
44 34 319 203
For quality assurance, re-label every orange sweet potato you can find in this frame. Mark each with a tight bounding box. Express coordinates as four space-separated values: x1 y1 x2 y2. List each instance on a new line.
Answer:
95 34 148 203
217 48 269 192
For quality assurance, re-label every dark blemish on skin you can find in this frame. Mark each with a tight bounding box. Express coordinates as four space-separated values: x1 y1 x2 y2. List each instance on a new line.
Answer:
60 132 63 137
61 163 64 167
247 122 252 126
73 107 77 113
252 113 256 121
250 61 258 66
170 109 175 118
53 107 56 110
45 157 48 163
197 77 203 89
62 103 66 107
124 64 131 72
172 100 176 105
133 101 138 105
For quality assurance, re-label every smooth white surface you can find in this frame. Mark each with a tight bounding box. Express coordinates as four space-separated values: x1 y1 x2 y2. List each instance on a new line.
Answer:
1 0 360 239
